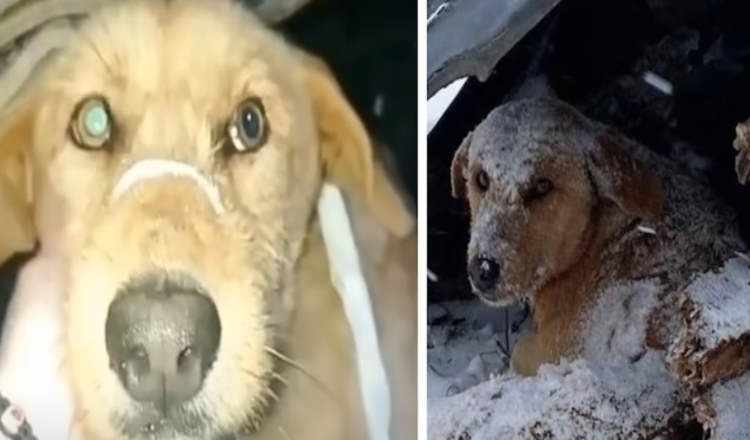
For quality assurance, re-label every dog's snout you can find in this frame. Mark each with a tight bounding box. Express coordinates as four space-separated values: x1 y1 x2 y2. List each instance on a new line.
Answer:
105 276 221 412
469 257 501 294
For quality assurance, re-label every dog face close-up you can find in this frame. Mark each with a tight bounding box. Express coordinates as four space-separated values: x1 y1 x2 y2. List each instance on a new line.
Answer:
450 98 664 307
0 0 383 438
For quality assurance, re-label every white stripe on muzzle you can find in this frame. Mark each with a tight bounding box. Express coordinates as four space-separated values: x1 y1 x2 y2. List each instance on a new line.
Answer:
110 159 225 215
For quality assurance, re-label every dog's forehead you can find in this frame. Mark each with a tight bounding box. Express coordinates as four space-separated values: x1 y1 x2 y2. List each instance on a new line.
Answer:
468 99 593 186
57 0 303 111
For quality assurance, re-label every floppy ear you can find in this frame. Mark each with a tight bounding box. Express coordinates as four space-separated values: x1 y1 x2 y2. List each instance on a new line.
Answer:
301 53 414 238
587 133 665 221
450 130 472 198
0 101 37 265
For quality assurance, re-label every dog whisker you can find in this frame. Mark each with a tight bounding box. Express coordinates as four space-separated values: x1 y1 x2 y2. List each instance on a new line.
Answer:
211 136 226 155
264 387 281 405
278 426 292 440
263 346 335 400
270 370 288 386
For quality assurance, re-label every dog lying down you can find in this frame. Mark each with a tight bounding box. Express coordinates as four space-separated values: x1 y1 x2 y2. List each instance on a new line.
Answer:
443 97 750 435
0 0 417 439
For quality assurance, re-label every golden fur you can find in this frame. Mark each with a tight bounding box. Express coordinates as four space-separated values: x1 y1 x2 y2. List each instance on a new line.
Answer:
0 0 416 438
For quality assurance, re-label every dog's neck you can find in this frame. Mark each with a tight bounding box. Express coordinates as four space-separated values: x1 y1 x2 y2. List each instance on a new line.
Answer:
531 202 637 352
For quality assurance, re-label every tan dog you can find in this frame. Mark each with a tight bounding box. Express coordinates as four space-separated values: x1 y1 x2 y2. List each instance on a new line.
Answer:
0 0 416 439
450 97 744 377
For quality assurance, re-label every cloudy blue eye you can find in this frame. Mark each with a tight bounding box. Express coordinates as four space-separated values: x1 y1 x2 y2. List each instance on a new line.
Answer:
228 97 268 154
71 96 112 149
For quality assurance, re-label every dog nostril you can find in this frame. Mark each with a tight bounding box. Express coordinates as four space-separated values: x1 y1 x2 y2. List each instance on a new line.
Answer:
469 257 501 292
105 274 221 413
478 259 500 282
124 346 151 377
177 346 199 372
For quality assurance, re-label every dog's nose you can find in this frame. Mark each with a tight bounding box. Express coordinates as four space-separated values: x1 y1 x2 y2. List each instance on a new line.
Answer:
105 276 221 413
469 256 501 294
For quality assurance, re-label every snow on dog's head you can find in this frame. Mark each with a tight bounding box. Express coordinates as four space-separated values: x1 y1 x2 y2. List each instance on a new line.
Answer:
450 97 665 306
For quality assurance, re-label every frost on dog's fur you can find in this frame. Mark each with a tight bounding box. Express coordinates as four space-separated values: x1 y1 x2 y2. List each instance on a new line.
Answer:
440 97 750 437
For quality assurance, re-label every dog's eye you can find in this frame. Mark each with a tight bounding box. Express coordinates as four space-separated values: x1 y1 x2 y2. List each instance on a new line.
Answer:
475 170 490 192
70 96 112 150
531 178 553 198
228 98 268 153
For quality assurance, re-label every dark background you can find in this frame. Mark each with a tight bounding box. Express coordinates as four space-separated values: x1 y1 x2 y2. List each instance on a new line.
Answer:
278 0 418 202
428 0 750 302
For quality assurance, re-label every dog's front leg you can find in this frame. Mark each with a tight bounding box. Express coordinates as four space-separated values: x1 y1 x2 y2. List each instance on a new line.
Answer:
510 330 547 377
0 255 75 440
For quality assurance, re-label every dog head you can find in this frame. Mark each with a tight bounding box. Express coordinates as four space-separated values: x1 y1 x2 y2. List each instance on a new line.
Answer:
450 98 664 306
0 0 411 438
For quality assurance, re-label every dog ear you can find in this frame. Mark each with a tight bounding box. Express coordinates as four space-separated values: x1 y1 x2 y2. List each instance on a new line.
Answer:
0 101 37 265
302 53 414 238
450 130 472 198
587 133 665 221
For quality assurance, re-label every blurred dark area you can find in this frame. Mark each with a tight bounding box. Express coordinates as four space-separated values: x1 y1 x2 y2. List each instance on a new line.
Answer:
428 0 750 303
277 0 418 205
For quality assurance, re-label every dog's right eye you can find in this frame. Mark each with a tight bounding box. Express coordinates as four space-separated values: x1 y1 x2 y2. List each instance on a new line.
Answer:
70 96 113 150
227 97 269 154
475 170 490 192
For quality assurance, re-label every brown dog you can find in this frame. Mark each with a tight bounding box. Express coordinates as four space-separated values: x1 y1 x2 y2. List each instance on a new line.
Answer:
0 0 416 439
451 97 744 377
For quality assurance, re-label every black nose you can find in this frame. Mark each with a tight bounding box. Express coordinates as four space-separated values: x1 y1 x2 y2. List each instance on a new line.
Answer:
469 256 501 293
105 274 221 413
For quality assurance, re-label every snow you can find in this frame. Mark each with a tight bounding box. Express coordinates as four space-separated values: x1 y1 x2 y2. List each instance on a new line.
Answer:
427 78 467 134
581 280 662 365
427 2 451 28
428 283 681 439
681 257 750 349
427 301 530 400
706 372 750 438
428 353 679 439
427 260 750 439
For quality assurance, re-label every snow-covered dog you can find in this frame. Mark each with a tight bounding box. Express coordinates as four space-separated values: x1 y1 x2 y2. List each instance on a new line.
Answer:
450 97 746 377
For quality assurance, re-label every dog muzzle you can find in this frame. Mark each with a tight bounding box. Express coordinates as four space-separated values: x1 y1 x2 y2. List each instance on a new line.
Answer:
109 160 391 440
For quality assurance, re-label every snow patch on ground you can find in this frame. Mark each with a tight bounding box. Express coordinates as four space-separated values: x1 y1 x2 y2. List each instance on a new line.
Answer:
427 301 530 400
428 284 680 439
428 353 679 439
